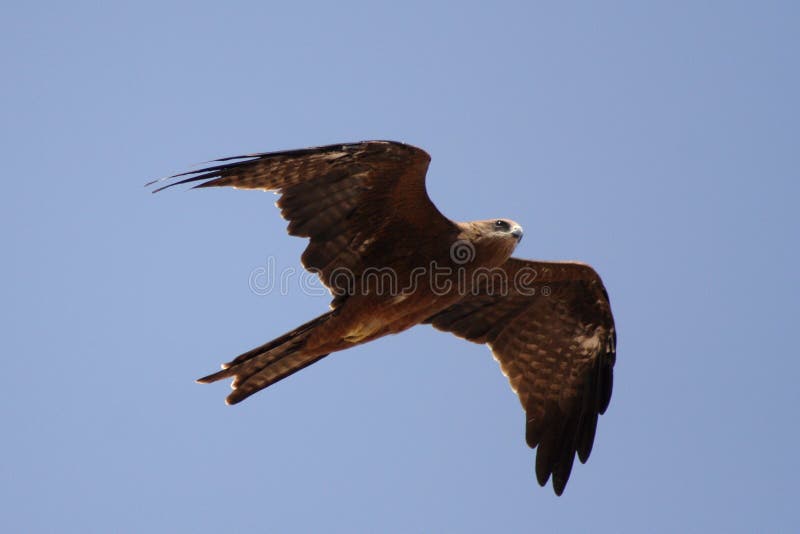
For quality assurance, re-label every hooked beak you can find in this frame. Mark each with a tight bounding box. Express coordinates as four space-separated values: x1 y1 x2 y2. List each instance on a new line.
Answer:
511 226 524 242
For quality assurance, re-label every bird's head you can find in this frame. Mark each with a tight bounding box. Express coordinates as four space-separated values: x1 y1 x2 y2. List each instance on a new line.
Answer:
457 218 524 266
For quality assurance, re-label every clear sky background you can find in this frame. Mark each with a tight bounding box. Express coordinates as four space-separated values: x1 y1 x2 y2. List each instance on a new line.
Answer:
2 2 798 532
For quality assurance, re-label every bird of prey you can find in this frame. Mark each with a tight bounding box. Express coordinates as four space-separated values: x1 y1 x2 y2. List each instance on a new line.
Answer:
150 140 616 495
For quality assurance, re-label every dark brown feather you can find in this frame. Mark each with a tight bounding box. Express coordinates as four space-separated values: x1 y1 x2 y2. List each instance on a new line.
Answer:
151 140 456 304
425 259 616 495
196 311 335 405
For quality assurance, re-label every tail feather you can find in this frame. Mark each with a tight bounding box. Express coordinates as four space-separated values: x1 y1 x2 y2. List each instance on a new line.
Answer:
197 311 334 404
226 351 330 405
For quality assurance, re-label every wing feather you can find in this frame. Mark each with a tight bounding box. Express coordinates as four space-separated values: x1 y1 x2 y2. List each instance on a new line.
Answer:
151 141 455 302
425 258 616 495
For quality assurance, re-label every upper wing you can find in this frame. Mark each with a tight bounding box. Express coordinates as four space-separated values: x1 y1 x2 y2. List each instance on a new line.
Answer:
150 140 455 301
424 258 616 495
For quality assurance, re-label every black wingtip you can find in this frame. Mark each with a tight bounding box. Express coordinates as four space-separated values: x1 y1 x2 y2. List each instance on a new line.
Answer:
146 175 182 193
150 183 172 194
146 155 260 193
535 456 551 488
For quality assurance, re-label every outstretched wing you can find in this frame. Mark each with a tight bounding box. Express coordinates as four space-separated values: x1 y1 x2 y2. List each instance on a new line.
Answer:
424 258 616 495
150 140 455 301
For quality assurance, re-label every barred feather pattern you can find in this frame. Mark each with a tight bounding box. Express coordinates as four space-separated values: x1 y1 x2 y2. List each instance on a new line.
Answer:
150 141 453 302
425 259 616 495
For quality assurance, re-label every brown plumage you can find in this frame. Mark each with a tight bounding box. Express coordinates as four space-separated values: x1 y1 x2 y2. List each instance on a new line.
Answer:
150 140 616 495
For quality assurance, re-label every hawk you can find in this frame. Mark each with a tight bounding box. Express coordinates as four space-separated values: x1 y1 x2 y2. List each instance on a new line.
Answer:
150 140 616 495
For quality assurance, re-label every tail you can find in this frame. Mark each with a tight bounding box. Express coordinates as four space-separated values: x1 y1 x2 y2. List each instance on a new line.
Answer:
197 311 333 405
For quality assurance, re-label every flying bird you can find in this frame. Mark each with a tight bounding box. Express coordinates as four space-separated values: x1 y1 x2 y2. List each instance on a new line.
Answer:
150 140 616 495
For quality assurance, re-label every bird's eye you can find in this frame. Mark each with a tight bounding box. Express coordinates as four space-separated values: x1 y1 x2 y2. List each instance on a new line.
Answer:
494 220 509 230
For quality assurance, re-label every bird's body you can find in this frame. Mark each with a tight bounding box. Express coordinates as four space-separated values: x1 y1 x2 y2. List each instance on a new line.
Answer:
151 140 616 495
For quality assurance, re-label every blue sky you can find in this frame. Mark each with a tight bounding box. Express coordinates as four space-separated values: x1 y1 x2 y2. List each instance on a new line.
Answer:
2 1 798 532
